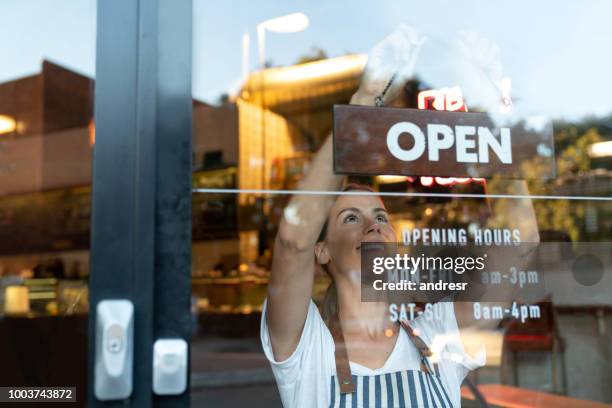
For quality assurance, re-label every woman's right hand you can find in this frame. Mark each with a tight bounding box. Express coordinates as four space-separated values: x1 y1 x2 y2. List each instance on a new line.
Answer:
351 24 426 106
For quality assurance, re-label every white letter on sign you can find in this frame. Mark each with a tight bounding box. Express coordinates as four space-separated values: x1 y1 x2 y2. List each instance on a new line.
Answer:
455 125 478 163
387 122 426 162
427 124 454 161
478 127 512 163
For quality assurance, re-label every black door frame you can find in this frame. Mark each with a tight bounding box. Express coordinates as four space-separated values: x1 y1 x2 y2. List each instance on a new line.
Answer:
88 0 193 406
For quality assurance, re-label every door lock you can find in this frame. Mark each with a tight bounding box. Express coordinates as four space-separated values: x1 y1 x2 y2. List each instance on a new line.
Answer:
153 339 188 395
94 300 134 400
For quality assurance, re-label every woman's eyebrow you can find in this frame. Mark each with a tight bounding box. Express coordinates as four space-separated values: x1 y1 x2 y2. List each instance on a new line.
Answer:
373 207 387 214
336 207 361 219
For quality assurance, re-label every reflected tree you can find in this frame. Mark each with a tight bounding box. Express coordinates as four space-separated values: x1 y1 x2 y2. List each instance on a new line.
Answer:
519 125 604 242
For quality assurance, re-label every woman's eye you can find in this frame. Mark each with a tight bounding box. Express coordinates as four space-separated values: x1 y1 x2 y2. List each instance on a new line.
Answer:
376 214 388 223
343 214 358 223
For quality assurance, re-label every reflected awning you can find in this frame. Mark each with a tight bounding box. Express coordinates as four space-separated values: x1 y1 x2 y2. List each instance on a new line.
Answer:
238 54 366 115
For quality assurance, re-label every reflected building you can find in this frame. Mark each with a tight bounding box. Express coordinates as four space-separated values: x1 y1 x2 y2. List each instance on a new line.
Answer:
1 56 610 316
1 55 612 402
0 56 367 314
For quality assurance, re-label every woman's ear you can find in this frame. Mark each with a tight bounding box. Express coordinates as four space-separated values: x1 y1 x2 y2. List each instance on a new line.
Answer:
315 242 331 265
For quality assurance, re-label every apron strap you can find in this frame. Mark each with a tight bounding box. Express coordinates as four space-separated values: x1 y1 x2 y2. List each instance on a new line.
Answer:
329 315 440 394
399 320 439 376
329 313 356 393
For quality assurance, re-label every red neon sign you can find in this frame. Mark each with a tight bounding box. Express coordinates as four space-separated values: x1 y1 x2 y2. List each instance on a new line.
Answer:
418 176 484 187
417 86 468 112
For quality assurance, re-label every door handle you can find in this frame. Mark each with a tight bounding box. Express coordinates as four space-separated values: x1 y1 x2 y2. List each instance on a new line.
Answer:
94 299 134 400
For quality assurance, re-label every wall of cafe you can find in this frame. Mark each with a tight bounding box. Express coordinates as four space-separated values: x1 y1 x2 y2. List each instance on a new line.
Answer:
192 239 241 276
491 312 612 402
0 61 92 139
236 99 305 194
235 99 310 263
0 90 308 272
0 127 92 197
192 102 238 169
0 81 242 275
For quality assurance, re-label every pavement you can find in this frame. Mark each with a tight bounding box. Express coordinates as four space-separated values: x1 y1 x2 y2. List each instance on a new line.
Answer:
189 336 282 407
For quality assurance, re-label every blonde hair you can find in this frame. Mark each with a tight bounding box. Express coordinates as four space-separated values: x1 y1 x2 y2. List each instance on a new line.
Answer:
318 183 377 324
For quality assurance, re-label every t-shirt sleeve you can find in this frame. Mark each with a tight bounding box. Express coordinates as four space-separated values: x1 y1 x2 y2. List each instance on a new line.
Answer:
260 298 332 406
413 301 486 381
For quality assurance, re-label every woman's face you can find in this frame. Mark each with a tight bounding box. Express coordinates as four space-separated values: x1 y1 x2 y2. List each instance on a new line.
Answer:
318 194 396 281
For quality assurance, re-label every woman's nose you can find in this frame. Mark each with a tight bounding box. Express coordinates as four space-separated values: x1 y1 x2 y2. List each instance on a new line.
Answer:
365 222 382 235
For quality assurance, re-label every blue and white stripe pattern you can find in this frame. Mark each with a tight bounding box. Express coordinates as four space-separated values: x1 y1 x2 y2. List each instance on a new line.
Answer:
329 370 454 407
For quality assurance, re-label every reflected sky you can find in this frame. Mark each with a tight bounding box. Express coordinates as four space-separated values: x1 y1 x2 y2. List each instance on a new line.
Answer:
2 0 612 120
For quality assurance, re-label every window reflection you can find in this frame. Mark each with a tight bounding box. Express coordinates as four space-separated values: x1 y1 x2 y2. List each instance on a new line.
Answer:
191 7 611 405
0 1 610 405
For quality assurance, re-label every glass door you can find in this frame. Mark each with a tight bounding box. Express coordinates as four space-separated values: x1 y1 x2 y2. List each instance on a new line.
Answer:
0 2 96 406
190 1 612 407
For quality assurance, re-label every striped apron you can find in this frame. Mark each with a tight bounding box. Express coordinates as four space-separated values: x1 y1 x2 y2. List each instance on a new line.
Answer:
329 316 454 407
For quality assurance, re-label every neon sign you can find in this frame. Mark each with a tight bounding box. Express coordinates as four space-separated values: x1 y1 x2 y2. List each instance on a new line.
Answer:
378 175 485 187
417 86 468 112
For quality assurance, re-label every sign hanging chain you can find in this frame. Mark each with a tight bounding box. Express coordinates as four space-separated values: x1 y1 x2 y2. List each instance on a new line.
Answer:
374 73 397 107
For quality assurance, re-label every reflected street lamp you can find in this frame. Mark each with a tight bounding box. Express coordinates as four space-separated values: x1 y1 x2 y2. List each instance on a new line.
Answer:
0 115 17 135
253 12 309 257
254 12 309 188
257 12 310 69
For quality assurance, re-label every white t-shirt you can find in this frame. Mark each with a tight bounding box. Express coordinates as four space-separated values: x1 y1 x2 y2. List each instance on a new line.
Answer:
261 300 485 408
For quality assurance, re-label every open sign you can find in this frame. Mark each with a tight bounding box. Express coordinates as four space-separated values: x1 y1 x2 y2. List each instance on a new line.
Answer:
386 122 511 164
333 105 555 179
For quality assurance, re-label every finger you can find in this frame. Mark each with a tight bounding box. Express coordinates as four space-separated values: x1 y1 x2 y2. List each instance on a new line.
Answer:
476 36 490 61
363 29 407 88
360 25 426 103
454 32 474 61
484 44 502 74
385 36 427 102
397 34 426 83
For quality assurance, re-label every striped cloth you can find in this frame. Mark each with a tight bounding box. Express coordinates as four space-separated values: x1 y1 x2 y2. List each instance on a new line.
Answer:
329 370 454 408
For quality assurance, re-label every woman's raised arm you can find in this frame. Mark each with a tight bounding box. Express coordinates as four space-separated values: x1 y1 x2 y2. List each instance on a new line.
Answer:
265 135 343 361
265 25 425 361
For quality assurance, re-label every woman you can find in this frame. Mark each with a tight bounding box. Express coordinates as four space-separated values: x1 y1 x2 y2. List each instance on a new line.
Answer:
261 27 536 407
262 183 483 407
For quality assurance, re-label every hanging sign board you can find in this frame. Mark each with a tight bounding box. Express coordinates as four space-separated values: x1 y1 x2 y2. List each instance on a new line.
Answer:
333 105 555 179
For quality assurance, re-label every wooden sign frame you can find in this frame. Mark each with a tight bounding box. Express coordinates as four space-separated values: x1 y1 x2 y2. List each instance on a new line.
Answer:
333 105 555 179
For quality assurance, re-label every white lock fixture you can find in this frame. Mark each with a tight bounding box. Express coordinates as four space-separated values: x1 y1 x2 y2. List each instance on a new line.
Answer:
94 300 134 400
153 338 188 395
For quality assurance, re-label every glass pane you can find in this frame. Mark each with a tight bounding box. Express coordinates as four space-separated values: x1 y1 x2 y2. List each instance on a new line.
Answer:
191 1 611 406
0 1 96 404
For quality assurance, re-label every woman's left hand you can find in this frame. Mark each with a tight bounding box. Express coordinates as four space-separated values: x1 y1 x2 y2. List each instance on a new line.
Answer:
351 24 426 106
